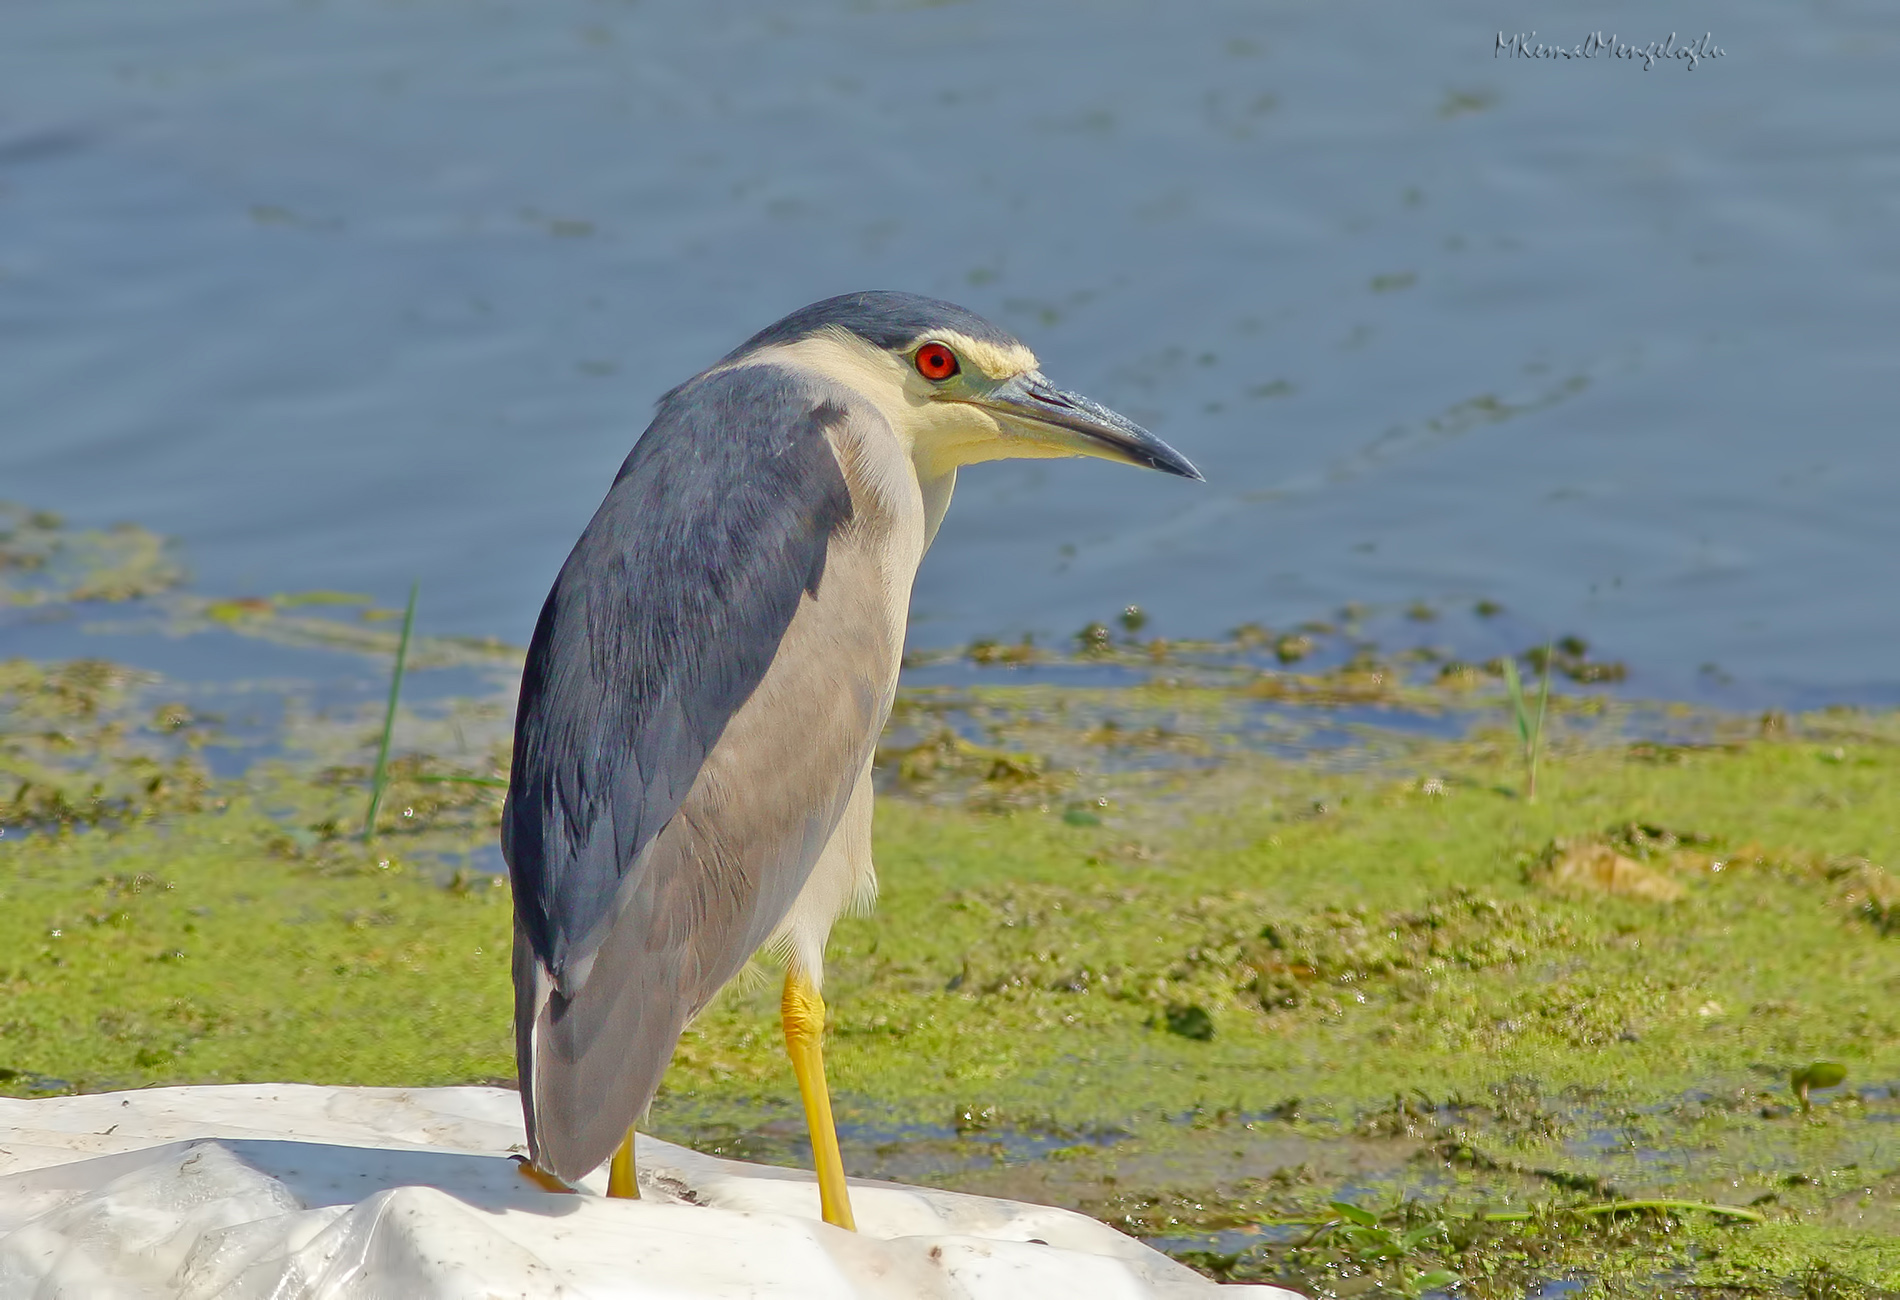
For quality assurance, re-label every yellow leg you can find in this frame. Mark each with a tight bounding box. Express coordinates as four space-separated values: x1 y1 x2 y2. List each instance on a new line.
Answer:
607 1126 639 1199
782 969 856 1230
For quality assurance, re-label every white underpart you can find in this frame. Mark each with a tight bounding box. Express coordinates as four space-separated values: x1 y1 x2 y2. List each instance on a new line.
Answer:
767 760 877 989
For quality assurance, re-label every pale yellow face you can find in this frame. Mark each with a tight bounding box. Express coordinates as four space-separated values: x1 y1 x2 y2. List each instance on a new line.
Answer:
733 323 1193 488
884 328 1053 479
734 327 1032 479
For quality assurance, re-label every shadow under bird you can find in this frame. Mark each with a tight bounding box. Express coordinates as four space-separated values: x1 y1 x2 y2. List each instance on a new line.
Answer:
502 291 1200 1225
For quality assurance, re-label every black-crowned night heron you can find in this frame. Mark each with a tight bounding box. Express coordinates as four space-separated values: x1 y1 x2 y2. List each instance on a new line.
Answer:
502 291 1199 1226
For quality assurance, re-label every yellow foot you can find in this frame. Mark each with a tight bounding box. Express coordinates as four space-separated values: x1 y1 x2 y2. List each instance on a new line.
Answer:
513 1155 577 1194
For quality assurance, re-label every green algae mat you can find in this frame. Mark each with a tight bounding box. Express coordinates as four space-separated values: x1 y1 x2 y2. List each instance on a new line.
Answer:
3 653 1898 1297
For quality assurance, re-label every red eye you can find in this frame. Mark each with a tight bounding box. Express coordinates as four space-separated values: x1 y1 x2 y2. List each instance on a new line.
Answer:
914 342 959 381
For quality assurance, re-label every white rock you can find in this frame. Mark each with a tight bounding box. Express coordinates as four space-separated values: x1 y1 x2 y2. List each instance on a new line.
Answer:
0 1085 1303 1299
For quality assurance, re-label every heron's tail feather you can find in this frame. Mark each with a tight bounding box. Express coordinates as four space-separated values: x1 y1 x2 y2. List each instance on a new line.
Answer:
513 917 692 1181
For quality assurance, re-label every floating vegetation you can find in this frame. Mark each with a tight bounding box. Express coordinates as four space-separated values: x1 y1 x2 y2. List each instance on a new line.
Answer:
935 880 1589 1019
3 674 1898 1293
966 636 1039 666
1161 1003 1215 1041
1168 1193 1782 1296
1530 634 1629 685
0 503 183 605
873 726 1071 811
0 658 213 829
1 505 519 676
1246 663 1399 706
1829 858 1900 936
1274 633 1315 664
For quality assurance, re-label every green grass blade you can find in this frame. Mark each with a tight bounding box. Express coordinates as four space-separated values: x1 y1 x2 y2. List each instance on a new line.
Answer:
1527 641 1553 801
1501 657 1530 746
1564 1198 1765 1224
362 581 419 844
1329 1199 1381 1226
1476 1198 1764 1224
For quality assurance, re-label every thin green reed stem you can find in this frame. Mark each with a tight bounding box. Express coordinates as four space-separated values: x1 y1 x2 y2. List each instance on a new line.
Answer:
1501 656 1529 744
1500 643 1554 802
1526 641 1552 801
363 582 418 844
1262 1195 1766 1230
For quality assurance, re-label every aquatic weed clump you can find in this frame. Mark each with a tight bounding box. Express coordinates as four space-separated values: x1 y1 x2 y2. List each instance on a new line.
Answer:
0 659 214 829
1171 1195 1778 1299
0 504 183 605
874 725 1072 810
5 650 1900 1296
1827 858 1899 937
939 881 1588 1026
1237 889 1582 1012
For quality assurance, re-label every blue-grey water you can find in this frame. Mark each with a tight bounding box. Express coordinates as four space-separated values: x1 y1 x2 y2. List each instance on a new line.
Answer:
3 0 1896 701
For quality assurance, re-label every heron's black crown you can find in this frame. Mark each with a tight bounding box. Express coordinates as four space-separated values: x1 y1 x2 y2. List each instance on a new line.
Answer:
724 290 1024 361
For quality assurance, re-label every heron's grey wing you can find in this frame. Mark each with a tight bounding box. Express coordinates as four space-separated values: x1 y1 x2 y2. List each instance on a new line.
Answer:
522 544 898 1176
505 367 906 1179
501 364 853 988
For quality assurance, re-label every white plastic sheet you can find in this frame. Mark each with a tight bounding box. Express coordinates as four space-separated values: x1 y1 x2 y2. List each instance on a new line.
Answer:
0 1085 1303 1299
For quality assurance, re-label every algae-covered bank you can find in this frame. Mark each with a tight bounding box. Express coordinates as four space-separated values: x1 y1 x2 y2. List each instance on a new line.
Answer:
3 633 1898 1297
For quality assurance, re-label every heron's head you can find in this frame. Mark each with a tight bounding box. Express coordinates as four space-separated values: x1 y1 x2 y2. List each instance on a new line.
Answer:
723 291 1202 484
